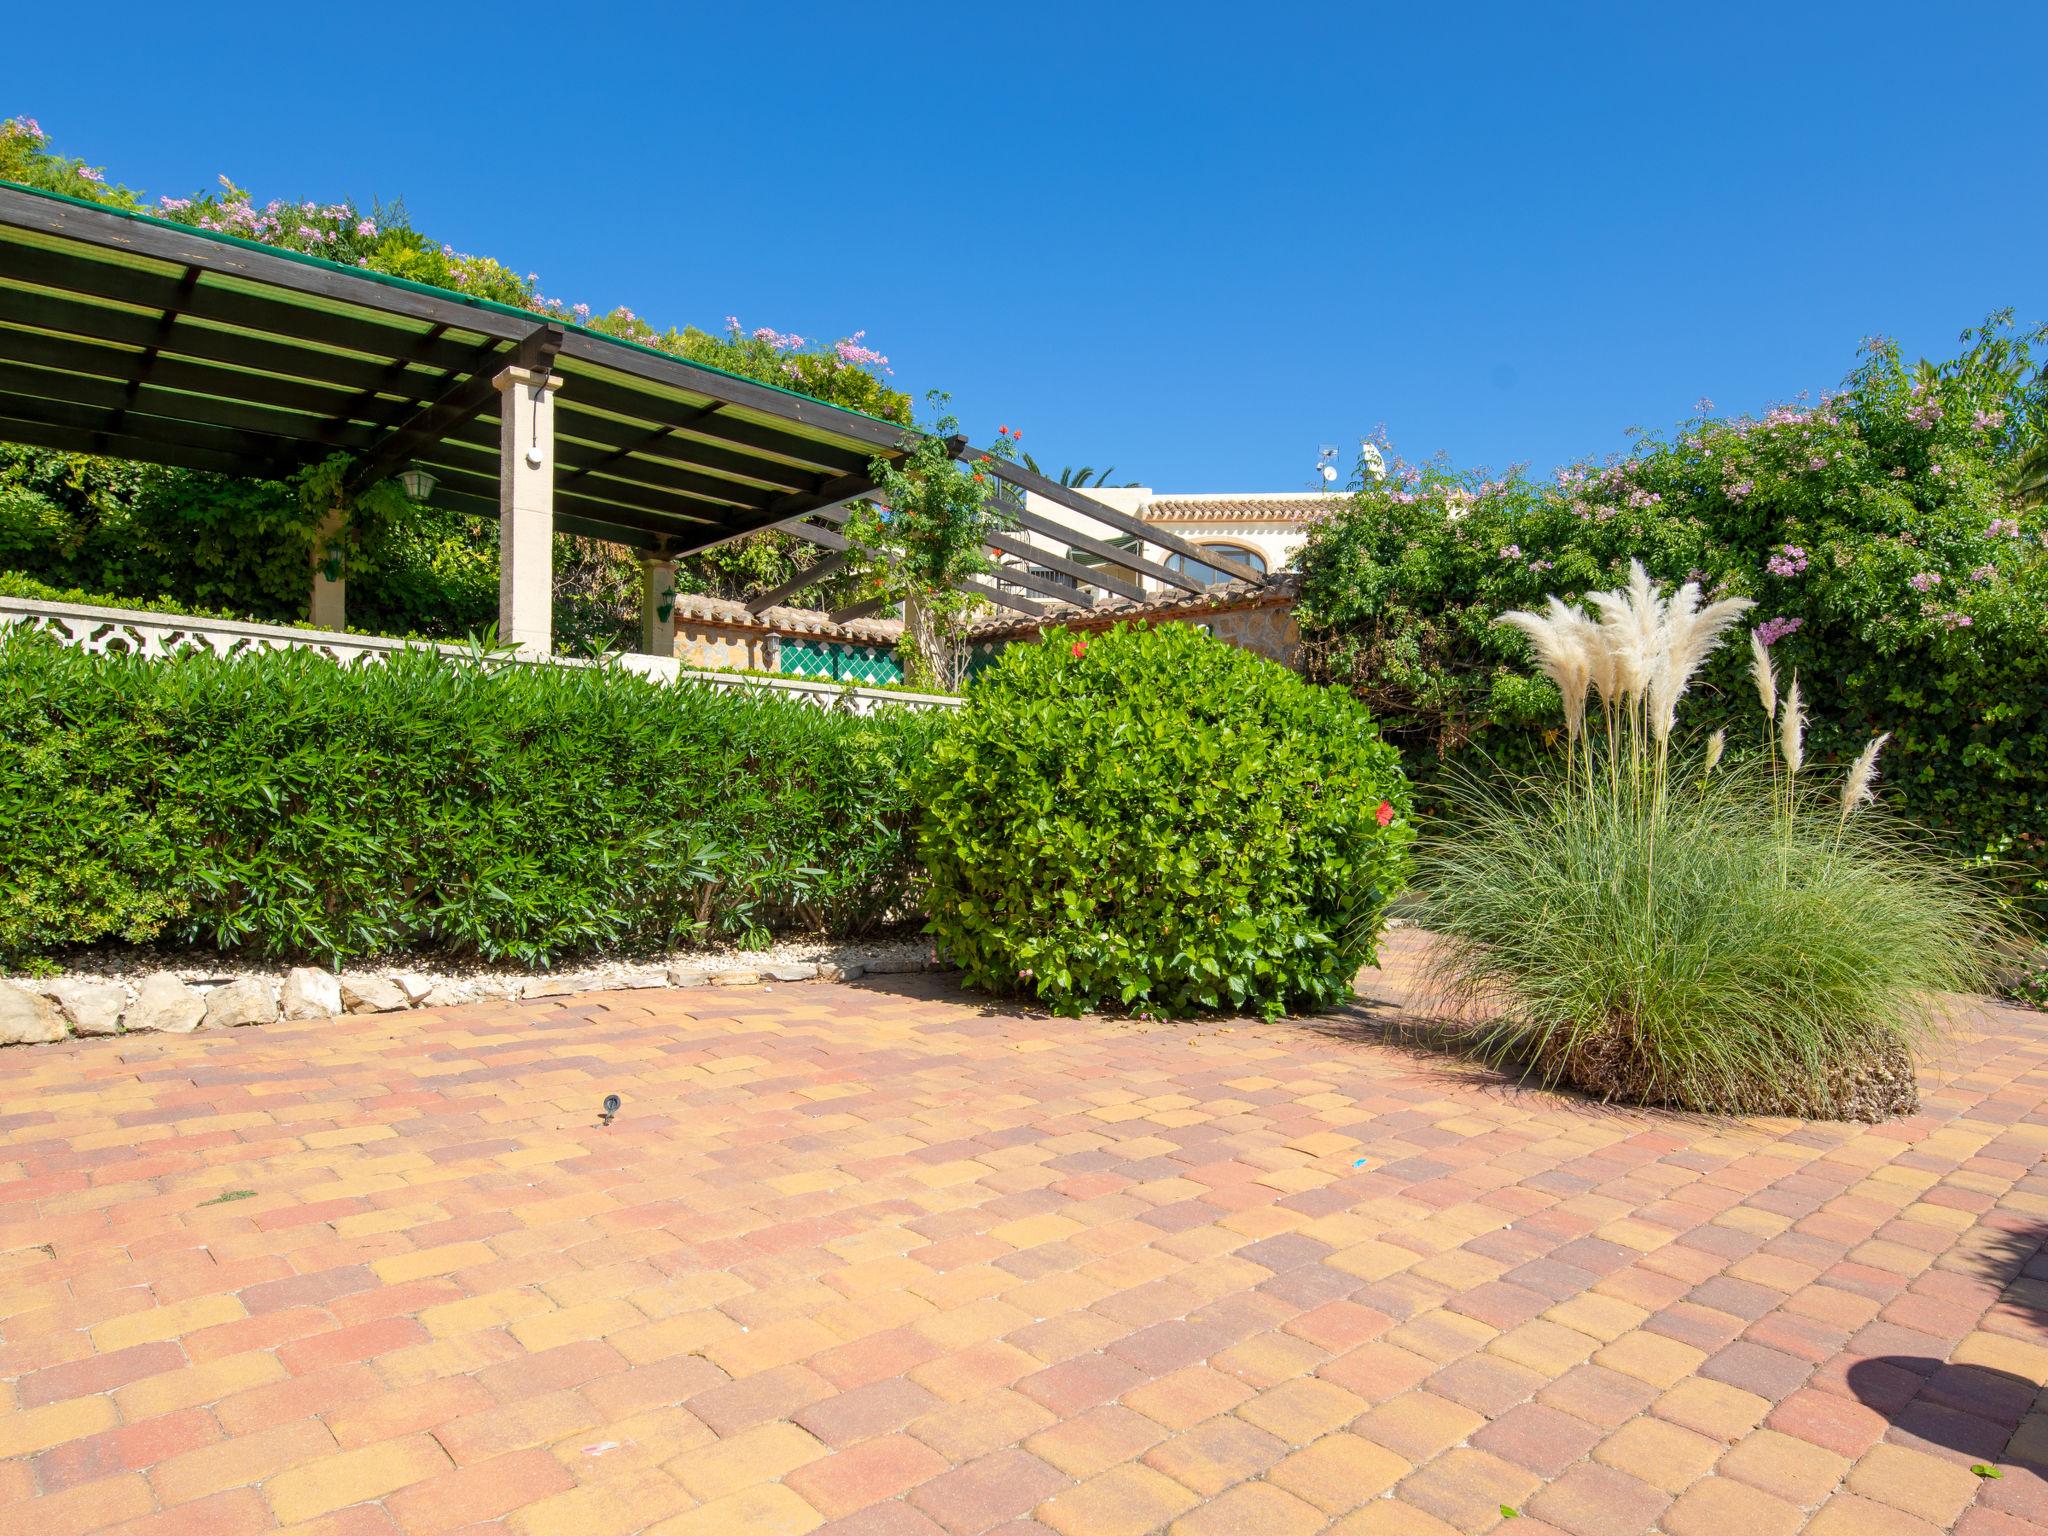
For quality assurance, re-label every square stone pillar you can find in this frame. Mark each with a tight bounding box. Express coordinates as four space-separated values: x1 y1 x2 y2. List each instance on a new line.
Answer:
494 365 563 658
308 504 347 632
638 556 678 657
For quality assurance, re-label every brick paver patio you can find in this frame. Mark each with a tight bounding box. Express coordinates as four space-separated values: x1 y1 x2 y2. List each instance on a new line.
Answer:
4 929 2047 1535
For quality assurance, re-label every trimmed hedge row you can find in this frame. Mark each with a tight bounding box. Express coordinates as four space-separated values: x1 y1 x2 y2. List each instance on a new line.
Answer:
0 632 938 968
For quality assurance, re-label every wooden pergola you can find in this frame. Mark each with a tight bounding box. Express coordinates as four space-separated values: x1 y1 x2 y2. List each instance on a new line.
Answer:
0 183 1266 657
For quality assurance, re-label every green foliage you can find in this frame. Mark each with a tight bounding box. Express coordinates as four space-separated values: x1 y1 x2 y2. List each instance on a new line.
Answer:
0 632 938 968
1296 315 2048 918
918 623 1413 1019
1423 763 1999 1117
1998 944 2048 1009
0 116 139 208
1420 562 2007 1118
846 397 1017 689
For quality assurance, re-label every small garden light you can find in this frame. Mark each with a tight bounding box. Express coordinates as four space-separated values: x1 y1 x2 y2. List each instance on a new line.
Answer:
397 465 438 502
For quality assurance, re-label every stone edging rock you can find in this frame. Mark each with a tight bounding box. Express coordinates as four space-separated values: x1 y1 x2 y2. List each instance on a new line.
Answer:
0 950 951 1047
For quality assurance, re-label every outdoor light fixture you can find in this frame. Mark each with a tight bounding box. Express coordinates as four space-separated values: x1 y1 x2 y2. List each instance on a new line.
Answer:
397 465 438 501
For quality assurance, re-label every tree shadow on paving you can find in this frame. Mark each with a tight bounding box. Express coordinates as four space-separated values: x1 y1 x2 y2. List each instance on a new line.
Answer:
1848 1355 2046 1470
1847 1222 2048 1474
1969 1220 2048 1334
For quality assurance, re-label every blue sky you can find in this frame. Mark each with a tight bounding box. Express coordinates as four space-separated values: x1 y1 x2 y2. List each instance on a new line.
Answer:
6 2 2044 491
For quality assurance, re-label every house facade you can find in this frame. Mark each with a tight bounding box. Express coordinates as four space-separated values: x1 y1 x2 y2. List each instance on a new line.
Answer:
991 488 1340 598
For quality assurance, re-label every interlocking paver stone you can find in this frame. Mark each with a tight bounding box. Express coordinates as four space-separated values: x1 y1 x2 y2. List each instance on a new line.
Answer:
1 928 2044 1534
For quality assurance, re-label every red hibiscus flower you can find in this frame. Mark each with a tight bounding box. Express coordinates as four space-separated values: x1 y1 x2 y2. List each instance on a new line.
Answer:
1376 800 1395 827
1070 640 1086 659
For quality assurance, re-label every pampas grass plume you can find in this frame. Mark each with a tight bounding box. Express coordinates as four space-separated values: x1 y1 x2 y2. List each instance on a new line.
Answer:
1841 732 1889 817
1704 728 1726 775
1750 630 1778 723
1780 674 1805 778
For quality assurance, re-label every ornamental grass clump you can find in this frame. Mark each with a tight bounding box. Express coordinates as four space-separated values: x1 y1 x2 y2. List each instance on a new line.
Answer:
1425 561 2001 1120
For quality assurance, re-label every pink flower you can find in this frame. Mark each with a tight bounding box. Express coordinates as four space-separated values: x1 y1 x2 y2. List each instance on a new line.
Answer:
1376 800 1395 828
1908 572 1942 592
1939 611 1974 629
78 166 103 183
1988 518 2021 537
1728 479 1754 500
1070 640 1086 659
1754 616 1803 646
1766 545 1809 578
1499 544 1521 560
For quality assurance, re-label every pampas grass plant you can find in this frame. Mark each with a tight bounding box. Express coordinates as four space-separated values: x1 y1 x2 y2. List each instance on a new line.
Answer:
1426 563 2003 1119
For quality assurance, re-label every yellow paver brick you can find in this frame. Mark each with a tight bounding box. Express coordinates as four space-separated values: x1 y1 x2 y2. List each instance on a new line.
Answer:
264 1433 451 1524
668 1421 828 1501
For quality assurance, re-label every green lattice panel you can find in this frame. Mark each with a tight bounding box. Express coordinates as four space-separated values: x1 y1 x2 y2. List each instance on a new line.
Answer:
775 641 905 686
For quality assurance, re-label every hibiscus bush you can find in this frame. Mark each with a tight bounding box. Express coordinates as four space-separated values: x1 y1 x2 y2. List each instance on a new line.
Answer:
1298 315 2048 919
918 622 1413 1018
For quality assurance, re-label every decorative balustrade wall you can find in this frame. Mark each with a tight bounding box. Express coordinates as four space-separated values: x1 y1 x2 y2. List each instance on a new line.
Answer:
0 597 961 716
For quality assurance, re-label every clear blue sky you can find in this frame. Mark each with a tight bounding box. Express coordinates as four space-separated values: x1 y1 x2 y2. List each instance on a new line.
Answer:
7 2 2044 491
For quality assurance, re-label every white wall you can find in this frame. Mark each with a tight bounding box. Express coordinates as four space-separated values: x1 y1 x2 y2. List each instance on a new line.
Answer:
1003 488 1322 594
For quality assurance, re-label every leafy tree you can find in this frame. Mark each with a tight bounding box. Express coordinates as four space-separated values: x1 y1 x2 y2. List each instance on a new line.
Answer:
842 398 1016 689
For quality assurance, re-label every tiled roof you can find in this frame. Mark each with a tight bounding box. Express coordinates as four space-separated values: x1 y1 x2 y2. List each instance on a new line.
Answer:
1140 493 1344 524
670 593 902 644
963 571 1301 641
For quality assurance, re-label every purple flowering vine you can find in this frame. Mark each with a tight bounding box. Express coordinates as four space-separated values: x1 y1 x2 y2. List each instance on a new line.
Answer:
1766 545 1809 578
1754 616 1803 646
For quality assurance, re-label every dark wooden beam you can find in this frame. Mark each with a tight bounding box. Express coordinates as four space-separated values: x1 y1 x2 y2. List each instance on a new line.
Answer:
982 456 1269 588
0 365 378 454
0 389 313 472
748 551 852 613
345 325 562 495
0 287 451 406
0 235 522 375
1004 501 1205 594
958 578 1049 618
827 597 889 623
983 531 1139 602
0 412 280 476
780 520 851 552
0 324 402 425
985 559 1097 608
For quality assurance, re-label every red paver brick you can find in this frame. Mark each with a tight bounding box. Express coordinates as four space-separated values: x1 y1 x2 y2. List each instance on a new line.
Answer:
907 1448 1071 1532
786 1433 952 1520
0 933 2041 1536
1527 1461 1672 1536
383 1447 575 1533
17 1342 188 1407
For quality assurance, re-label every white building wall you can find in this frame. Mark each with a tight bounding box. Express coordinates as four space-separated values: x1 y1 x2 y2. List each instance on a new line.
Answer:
1003 489 1331 595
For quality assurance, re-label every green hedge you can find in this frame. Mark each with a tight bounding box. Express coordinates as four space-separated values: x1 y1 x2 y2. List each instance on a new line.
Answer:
0 632 938 968
919 623 1413 1018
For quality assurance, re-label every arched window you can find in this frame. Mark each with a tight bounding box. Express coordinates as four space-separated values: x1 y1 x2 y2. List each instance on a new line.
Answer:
1163 543 1267 587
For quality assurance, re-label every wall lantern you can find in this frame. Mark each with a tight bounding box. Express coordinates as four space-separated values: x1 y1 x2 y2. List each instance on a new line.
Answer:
397 465 438 502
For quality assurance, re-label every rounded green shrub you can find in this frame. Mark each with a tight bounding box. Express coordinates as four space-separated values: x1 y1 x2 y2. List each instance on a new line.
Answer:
919 622 1413 1018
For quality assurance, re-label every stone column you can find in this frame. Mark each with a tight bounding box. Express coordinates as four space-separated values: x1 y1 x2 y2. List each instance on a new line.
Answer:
638 555 678 657
308 504 347 631
494 365 563 658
